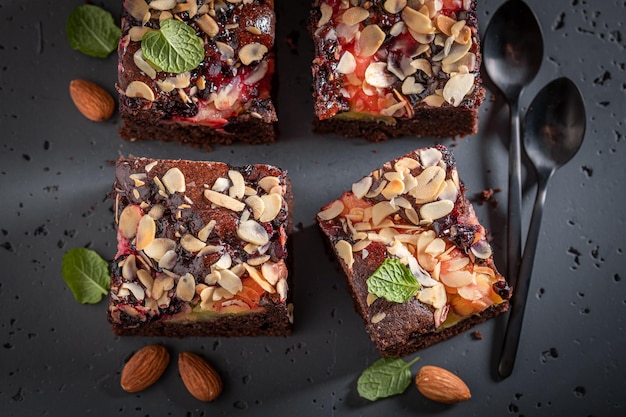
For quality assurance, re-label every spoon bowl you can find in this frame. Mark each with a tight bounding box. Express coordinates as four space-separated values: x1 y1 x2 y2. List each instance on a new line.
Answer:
498 77 586 378
523 78 587 173
483 0 544 291
483 0 544 101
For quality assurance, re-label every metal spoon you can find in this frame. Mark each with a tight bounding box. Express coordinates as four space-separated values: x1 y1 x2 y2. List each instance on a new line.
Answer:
498 77 586 378
483 0 544 290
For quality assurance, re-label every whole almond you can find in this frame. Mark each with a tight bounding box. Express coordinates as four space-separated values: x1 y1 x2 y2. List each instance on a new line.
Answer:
415 365 471 404
178 352 223 402
69 79 115 122
120 344 170 393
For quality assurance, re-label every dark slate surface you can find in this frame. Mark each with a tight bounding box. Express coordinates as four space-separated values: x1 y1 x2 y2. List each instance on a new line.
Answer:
1 0 625 416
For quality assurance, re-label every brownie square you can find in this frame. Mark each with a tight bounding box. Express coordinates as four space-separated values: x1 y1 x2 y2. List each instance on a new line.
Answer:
309 0 485 141
108 156 293 337
317 145 511 357
117 0 277 150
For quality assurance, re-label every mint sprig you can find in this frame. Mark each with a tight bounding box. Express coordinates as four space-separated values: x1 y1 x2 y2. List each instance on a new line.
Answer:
62 248 110 304
141 19 204 74
66 5 121 58
357 356 420 401
366 258 421 303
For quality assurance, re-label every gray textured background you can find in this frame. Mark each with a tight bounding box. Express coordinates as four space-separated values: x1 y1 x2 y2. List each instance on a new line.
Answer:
1 0 625 416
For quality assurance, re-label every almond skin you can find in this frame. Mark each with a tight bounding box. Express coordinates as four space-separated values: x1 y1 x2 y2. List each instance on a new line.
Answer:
69 79 115 122
120 344 170 393
178 352 223 402
415 365 471 404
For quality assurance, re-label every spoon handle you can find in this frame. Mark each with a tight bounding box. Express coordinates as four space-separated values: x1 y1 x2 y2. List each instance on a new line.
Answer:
507 102 523 290
498 172 551 378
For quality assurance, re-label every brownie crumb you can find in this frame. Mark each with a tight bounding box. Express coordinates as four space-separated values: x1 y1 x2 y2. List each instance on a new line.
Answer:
476 188 501 208
472 331 483 340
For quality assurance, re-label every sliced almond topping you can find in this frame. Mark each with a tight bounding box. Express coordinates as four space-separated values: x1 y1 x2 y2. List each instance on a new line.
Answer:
401 6 434 34
135 214 156 250
276 278 288 301
212 177 230 192
237 220 269 246
143 238 176 261
443 72 475 106
425 237 446 256
122 254 138 280
366 293 378 306
422 94 445 107
439 40 472 64
258 176 280 193
405 207 420 225
137 268 154 290
318 199 345 221
129 26 153 41
352 176 373 199
148 0 176 10
435 14 455 36
318 2 333 27
259 193 282 222
119 205 142 239
418 148 443 167
420 200 454 222
261 260 287 286
243 263 275 294
371 312 386 324
410 58 433 77
342 6 369 26
228 170 245 199
364 62 396 88
175 273 196 301
412 165 446 202
215 41 235 61
214 252 232 270
133 49 157 79
204 189 246 212
417 282 447 309
384 0 407 14
158 249 178 269
336 51 357 74
121 282 145 301
245 195 265 220
471 240 493 259
401 76 425 95
125 81 155 102
440 269 474 288
126 0 150 24
196 14 220 37
335 239 354 269
372 201 399 226
180 233 206 253
244 60 269 85
197 220 216 242
161 167 185 194
151 275 174 300
381 178 405 200
217 269 243 295
238 42 268 65
444 256 470 272
358 25 386 57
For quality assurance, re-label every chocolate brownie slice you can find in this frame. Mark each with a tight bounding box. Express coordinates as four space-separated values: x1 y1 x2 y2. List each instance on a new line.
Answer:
310 0 485 141
108 156 293 337
117 0 277 150
317 145 511 357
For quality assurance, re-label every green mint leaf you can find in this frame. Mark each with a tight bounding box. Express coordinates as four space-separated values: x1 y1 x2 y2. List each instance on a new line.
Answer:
366 258 421 303
62 248 110 304
141 19 204 74
357 356 420 401
66 5 121 58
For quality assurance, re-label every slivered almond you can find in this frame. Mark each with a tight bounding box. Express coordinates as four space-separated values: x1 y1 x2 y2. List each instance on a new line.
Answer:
204 189 245 212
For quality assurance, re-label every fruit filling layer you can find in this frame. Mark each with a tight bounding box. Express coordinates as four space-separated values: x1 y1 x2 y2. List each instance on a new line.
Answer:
311 0 480 120
118 0 276 128
109 158 291 327
317 145 510 329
